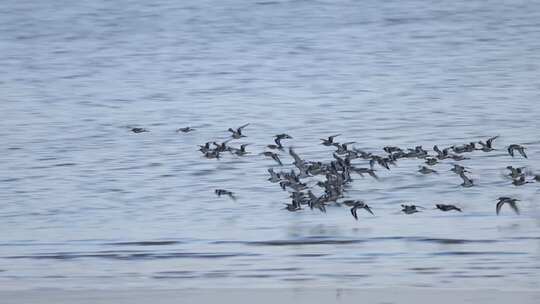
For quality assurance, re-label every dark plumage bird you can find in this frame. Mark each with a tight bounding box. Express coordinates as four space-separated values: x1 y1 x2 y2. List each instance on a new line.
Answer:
275 133 293 140
199 142 212 153
230 144 250 156
267 168 281 183
384 146 402 154
508 144 527 158
215 189 236 201
213 139 232 152
204 150 220 159
425 157 438 166
333 142 355 155
401 204 421 214
512 175 531 186
289 147 305 168
228 123 249 139
477 135 498 152
343 200 374 220
320 134 341 146
283 201 302 212
449 154 469 161
452 142 475 154
262 151 283 165
267 136 288 150
351 201 374 220
459 172 474 187
450 164 469 175
496 197 519 215
351 167 379 180
176 127 195 133
131 127 148 133
433 145 449 160
506 166 525 179
436 204 462 212
418 166 437 174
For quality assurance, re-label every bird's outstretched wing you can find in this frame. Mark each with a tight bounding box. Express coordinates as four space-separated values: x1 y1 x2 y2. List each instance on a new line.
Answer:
350 207 358 220
238 123 250 131
509 201 520 214
496 200 504 215
508 146 514 157
486 136 499 148
364 205 374 215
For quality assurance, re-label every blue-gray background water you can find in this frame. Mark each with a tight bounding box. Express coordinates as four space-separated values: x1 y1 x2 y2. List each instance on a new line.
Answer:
1 0 540 290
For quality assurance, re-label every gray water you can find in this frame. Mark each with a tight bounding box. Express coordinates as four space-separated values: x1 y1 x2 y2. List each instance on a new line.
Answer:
1 0 540 291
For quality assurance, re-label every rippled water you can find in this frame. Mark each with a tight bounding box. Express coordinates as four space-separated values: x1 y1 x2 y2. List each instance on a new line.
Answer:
1 0 540 290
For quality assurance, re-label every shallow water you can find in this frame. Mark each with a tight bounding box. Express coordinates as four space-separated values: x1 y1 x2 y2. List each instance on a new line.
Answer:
1 0 540 290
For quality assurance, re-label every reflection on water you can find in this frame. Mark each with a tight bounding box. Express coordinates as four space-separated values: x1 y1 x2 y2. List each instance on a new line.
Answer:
1 0 540 291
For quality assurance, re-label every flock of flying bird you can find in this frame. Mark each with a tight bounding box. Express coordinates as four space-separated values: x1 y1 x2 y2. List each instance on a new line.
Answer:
131 125 538 220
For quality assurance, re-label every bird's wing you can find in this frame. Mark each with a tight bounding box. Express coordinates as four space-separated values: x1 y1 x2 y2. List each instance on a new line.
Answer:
509 202 520 215
289 148 303 164
368 170 379 180
364 205 374 215
487 136 499 148
350 207 358 220
238 123 250 130
496 201 504 215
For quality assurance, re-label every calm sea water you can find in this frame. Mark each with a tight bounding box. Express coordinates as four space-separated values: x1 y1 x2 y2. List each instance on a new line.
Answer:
1 0 540 290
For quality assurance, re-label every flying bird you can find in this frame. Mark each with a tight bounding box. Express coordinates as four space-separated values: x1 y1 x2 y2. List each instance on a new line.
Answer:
496 197 519 215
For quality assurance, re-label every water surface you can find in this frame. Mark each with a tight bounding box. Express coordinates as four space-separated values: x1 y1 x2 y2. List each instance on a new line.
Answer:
1 0 540 290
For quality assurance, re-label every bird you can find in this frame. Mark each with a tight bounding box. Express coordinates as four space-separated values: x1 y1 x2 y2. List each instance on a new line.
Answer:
458 172 474 187
477 135 498 152
506 166 525 179
267 168 281 183
351 167 379 180
433 145 449 160
452 143 476 154
450 164 469 175
215 189 236 201
262 151 283 166
198 142 212 153
228 123 249 139
418 166 437 174
508 144 527 158
435 204 462 212
401 204 421 214
384 146 402 154
425 158 438 166
449 154 469 161
230 144 250 156
275 133 293 140
496 197 519 215
176 127 195 133
320 134 341 146
204 150 220 159
283 201 302 212
267 137 287 150
512 175 532 186
344 200 374 220
131 127 148 133
307 191 327 213
213 139 232 152
333 142 356 155
289 147 305 168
